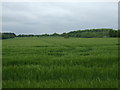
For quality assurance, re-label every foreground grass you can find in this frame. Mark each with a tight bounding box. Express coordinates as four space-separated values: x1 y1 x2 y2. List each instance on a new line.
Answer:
2 37 118 88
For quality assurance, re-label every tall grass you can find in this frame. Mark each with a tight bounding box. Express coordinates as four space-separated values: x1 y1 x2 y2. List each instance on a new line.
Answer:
2 37 118 88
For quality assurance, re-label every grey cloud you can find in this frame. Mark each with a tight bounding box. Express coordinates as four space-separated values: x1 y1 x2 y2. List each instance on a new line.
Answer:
2 2 118 34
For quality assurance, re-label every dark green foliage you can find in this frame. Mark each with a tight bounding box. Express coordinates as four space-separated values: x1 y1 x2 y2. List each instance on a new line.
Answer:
16 29 119 38
64 29 119 38
61 33 69 38
0 33 16 39
41 34 50 37
109 30 118 37
17 34 34 37
51 33 60 36
67 29 117 38
118 30 120 37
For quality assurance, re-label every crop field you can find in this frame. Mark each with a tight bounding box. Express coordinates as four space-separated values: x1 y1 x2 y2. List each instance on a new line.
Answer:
2 37 118 88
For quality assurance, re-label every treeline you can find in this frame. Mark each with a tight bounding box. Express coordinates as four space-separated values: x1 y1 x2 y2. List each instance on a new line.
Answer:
1 29 120 39
63 29 119 38
0 33 16 39
17 29 120 38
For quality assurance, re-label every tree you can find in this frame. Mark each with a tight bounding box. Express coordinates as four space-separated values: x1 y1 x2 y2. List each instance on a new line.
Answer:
51 33 60 36
1 33 16 39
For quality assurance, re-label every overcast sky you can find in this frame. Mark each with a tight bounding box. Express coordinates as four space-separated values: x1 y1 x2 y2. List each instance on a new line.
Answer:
2 2 118 35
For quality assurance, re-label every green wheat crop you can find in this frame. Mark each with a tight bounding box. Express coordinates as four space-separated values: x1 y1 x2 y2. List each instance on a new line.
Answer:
2 37 118 88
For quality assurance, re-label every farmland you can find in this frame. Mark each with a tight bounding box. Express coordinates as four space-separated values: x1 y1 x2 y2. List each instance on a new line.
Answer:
2 37 118 88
